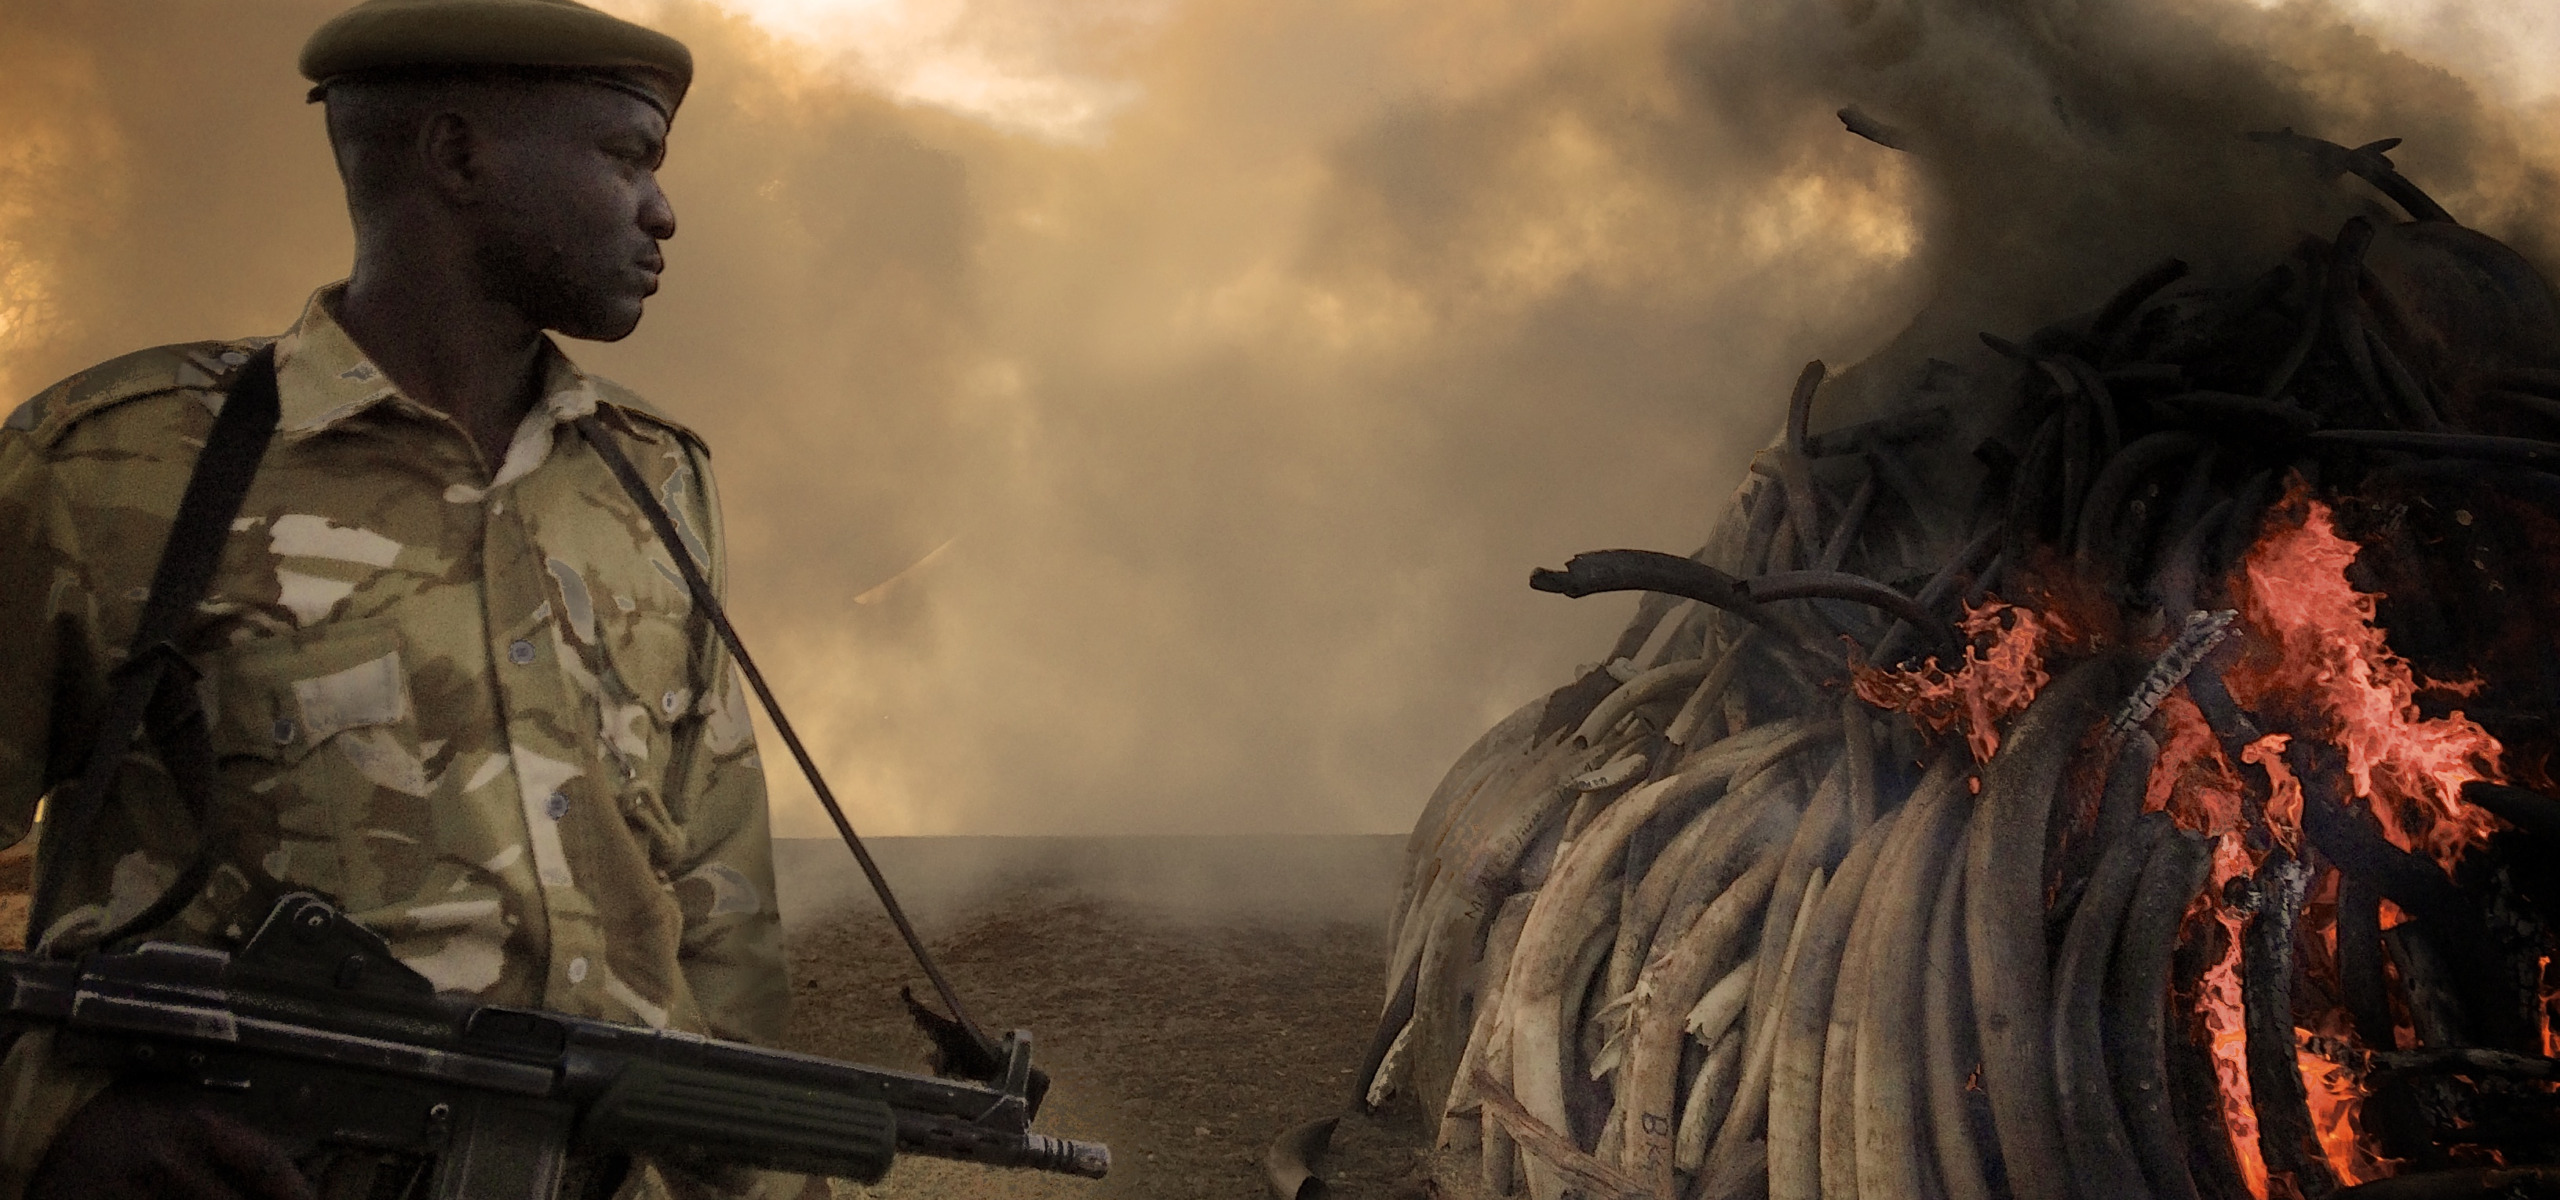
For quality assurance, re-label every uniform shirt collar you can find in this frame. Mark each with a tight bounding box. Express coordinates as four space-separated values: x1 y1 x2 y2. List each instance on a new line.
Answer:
270 282 603 446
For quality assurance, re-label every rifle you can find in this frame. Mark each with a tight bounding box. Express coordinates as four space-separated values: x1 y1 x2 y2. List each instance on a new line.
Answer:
0 892 1109 1197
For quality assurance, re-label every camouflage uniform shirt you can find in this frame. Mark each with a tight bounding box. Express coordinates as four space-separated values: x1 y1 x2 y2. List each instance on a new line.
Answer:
0 284 789 1187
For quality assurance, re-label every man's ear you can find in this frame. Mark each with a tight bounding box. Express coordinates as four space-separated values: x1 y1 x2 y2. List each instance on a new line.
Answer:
417 108 489 204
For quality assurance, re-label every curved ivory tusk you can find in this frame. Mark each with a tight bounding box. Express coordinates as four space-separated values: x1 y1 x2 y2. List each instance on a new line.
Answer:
1686 954 1760 1047
1503 774 1697 1200
2051 811 2172 1200
2109 828 2213 1200
1964 655 2133 1200
1767 806 1904 1200
1677 1030 1748 1173
1618 850 1785 1194
1576 657 1715 748
1923 838 1991 1200
1706 861 1827 1181
1440 890 1539 1154
1854 756 1970 1200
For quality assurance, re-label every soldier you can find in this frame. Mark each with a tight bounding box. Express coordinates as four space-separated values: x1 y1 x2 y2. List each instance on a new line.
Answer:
0 1 805 1196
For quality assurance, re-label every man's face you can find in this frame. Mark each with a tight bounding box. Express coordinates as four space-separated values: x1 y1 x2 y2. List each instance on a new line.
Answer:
468 81 676 342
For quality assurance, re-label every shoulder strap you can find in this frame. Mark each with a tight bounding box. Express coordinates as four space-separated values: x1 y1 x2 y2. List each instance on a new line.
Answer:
28 346 281 953
569 416 1005 1067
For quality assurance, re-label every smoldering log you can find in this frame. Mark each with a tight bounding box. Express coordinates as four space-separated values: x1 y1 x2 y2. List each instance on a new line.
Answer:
2240 852 2341 1199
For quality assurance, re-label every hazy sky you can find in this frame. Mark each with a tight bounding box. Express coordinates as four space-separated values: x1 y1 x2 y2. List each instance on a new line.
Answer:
1 0 2553 838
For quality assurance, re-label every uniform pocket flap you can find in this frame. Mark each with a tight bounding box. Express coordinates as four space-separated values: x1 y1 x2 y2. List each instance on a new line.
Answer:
210 620 409 763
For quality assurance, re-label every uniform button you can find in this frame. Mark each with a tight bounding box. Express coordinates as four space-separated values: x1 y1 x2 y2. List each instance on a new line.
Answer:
218 350 249 367
661 690 682 715
567 956 589 984
545 791 570 820
270 718 297 745
508 639 536 665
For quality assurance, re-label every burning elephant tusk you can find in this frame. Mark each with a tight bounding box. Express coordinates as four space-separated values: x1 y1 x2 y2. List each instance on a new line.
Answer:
2052 811 2174 1200
2239 853 2341 1198
1823 773 1942 1200
1966 655 2135 1200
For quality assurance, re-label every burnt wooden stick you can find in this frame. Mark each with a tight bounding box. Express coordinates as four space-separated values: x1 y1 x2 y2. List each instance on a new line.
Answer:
2380 924 2471 1048
2062 391 2095 544
2092 258 2191 356
2108 826 2215 1200
2358 1046 2560 1082
1871 519 2001 666
1742 478 1788 576
1803 405 1953 458
2483 366 2560 397
1749 570 1945 640
1532 551 1794 645
2054 729 2163 939
2240 853 2340 1199
2169 928 2256 1200
2328 218 2405 428
2154 497 2232 621
2005 412 2065 570
2363 319 2448 432
1818 471 1878 572
1966 656 2136 1200
2152 392 2321 441
1785 360 1826 457
1837 106 1910 151
2476 388 2560 429
2290 740 2528 1051
2261 252 2328 400
2052 811 2175 1200
2076 432 2211 567
2336 874 2394 1051
2066 354 2125 461
2461 781 2560 844
2330 1166 2560 1200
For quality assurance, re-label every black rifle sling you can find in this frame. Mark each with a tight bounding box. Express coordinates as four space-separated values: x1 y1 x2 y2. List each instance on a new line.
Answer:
29 345 282 953
570 416 1002 1064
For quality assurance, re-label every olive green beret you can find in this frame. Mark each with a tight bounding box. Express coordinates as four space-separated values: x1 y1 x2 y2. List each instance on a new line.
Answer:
300 0 692 116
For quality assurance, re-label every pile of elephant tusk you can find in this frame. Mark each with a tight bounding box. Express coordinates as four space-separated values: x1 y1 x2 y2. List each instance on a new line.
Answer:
1360 135 2560 1200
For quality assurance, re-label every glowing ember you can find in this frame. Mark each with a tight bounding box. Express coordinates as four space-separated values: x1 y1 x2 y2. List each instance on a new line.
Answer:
1851 598 2066 761
2223 482 2507 872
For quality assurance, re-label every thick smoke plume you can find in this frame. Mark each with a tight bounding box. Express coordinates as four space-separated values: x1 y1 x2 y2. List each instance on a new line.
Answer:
0 0 2552 838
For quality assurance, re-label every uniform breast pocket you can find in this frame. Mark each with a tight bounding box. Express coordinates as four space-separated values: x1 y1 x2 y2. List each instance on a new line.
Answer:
206 617 431 897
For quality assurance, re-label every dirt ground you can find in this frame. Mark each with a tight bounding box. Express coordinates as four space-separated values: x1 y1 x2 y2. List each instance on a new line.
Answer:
774 835 1436 1200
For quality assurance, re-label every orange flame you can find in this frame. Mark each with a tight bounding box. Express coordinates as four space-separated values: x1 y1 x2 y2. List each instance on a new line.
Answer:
2223 483 2506 872
2192 836 2272 1199
1852 598 2067 761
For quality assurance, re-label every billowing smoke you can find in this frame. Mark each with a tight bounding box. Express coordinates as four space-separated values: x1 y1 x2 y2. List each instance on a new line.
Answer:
1 0 2552 838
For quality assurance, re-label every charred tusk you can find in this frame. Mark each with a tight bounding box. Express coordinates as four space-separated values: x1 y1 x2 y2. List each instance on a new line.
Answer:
1964 655 2133 1200
2110 826 2213 1200
2239 853 2339 1198
2051 811 2172 1200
